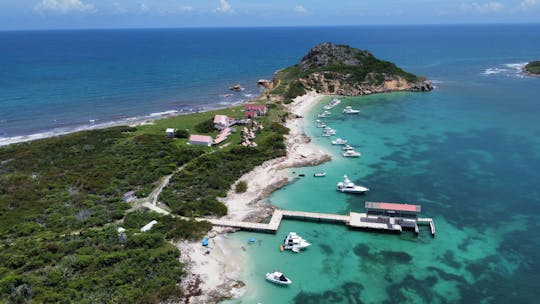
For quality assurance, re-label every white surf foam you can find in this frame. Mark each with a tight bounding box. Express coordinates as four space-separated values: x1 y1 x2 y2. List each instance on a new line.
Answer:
482 62 528 78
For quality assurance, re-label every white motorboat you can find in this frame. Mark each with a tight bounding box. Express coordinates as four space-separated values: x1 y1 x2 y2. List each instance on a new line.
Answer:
331 138 348 145
283 232 311 251
323 111 331 115
336 175 369 194
322 132 331 137
342 150 361 157
317 123 327 128
342 144 355 150
318 113 327 118
314 172 327 177
265 271 292 285
343 106 360 114
325 129 336 135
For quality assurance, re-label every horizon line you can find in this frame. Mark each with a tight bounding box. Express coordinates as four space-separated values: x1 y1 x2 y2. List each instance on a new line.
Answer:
1 22 540 32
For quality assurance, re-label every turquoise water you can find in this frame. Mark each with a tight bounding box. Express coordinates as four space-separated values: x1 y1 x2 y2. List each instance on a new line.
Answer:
224 56 540 302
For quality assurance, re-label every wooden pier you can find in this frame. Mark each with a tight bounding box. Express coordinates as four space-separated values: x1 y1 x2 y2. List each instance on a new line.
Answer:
201 209 436 236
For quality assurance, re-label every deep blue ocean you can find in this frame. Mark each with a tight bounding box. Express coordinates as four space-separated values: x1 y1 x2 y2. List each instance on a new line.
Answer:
2 25 540 303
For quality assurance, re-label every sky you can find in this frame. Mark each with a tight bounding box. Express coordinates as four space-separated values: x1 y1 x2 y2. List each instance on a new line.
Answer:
0 0 539 30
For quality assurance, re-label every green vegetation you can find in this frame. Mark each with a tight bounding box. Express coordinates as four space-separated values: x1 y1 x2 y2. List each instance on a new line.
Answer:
0 126 215 303
194 118 216 133
525 61 540 75
235 181 248 193
267 43 424 100
0 102 288 303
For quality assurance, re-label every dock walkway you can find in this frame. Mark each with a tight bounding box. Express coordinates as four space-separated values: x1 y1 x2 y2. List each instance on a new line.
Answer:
200 209 436 236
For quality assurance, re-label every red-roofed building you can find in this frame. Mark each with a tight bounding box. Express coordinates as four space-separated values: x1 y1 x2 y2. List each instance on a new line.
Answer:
244 104 267 116
244 110 258 119
188 134 213 147
365 201 421 218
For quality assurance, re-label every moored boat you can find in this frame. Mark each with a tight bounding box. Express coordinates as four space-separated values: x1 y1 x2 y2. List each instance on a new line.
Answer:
343 106 360 114
342 150 361 157
331 138 348 145
266 271 292 285
342 144 354 150
336 175 369 194
314 172 327 177
283 232 311 251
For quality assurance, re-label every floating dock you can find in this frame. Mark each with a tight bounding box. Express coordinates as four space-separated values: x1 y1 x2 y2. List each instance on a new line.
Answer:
201 202 435 237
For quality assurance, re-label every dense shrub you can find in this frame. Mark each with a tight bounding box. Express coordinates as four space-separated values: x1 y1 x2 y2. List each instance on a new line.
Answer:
194 118 215 133
235 181 248 193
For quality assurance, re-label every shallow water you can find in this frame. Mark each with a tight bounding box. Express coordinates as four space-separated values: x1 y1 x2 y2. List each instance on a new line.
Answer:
222 26 540 303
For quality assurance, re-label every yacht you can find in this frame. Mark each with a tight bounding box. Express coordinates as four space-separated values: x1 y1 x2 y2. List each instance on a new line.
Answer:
317 123 327 128
342 144 355 151
331 138 348 145
317 113 327 118
342 150 361 157
325 129 336 135
283 232 311 251
343 106 360 114
322 132 331 137
336 175 369 194
266 271 292 285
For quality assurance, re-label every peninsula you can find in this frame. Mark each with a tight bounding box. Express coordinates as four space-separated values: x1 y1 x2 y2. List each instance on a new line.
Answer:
0 43 430 303
524 61 540 76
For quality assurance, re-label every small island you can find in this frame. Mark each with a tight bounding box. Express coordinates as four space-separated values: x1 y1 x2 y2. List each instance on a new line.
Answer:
0 43 431 303
524 61 540 76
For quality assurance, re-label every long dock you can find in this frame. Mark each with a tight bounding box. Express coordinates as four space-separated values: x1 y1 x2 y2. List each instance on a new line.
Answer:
201 209 436 236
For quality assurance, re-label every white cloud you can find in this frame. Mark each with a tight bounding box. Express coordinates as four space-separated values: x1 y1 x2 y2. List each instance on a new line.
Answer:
182 6 193 12
460 2 504 13
112 2 127 14
519 0 537 10
139 3 149 13
295 5 307 14
215 0 233 13
34 0 96 14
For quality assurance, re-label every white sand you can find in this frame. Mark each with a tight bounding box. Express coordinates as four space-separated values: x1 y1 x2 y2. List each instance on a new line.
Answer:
179 92 330 303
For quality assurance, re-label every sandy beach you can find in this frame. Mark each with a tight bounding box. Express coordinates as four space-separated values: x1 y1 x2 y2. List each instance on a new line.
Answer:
177 92 331 303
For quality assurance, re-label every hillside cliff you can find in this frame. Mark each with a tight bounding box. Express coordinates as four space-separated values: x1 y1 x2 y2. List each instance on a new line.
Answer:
266 43 433 102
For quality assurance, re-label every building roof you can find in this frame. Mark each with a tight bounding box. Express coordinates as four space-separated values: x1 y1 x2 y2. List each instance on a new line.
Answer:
189 134 213 142
245 110 258 118
213 114 230 124
365 201 421 213
165 128 176 133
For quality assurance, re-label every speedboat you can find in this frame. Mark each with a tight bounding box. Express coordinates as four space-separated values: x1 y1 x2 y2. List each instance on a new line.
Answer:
322 132 331 137
342 144 354 150
323 111 331 115
283 232 311 251
318 113 327 118
317 123 327 128
342 150 361 157
331 138 348 145
314 172 327 177
336 175 369 194
265 271 292 285
343 106 360 114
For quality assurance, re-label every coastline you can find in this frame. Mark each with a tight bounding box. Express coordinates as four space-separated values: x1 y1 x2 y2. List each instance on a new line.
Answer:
176 92 331 303
0 102 248 147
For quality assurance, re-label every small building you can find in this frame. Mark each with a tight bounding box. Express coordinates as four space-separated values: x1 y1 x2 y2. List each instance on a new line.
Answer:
244 104 268 116
188 134 213 147
122 190 136 202
244 110 258 119
213 115 235 130
365 202 421 219
165 128 177 138
141 220 158 232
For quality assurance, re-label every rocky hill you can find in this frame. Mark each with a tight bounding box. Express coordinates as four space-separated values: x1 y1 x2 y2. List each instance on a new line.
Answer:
265 42 432 102
524 61 540 76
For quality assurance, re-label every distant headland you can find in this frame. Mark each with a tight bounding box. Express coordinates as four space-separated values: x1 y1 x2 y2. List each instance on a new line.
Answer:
263 42 433 103
524 61 540 76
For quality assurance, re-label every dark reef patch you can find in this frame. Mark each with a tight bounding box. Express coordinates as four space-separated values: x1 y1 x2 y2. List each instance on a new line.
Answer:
293 282 364 304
